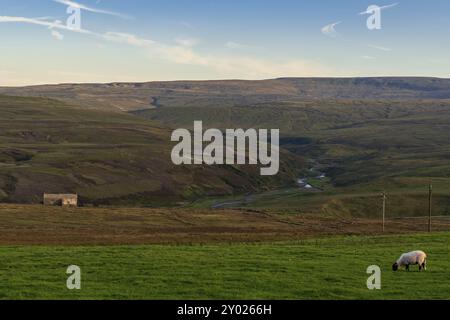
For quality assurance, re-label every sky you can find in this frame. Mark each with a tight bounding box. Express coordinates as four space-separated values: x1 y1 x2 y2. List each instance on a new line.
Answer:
0 0 449 86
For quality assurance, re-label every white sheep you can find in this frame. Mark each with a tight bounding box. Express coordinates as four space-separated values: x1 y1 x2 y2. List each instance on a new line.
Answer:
392 250 427 271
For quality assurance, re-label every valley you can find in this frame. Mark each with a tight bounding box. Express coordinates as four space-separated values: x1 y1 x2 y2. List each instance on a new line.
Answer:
0 77 449 216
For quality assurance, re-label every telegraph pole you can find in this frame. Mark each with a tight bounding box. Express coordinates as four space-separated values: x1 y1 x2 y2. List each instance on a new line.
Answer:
428 184 432 232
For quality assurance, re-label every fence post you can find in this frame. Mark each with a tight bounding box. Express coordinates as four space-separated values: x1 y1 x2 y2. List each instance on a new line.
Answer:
382 191 386 232
428 184 432 232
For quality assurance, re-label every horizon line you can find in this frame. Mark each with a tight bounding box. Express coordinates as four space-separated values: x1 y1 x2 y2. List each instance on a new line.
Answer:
1 75 450 88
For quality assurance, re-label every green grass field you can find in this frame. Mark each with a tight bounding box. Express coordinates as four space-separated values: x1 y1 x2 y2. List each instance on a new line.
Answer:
1 232 449 300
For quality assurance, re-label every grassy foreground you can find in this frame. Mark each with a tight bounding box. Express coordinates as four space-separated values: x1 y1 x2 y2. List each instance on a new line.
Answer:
0 233 449 300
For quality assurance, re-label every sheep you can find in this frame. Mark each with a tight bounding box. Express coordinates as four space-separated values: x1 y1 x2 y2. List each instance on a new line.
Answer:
392 250 427 271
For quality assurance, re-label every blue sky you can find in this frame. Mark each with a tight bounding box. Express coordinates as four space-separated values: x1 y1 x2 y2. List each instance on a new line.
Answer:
0 0 449 85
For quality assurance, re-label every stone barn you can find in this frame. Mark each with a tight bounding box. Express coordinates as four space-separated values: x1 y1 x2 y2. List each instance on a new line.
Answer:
43 194 78 207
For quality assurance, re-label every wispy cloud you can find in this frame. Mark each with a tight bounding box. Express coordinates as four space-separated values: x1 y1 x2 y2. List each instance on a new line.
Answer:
52 0 132 19
34 16 57 21
226 41 261 50
103 32 332 77
359 3 398 15
0 15 92 34
51 30 64 40
321 21 341 38
102 32 207 65
0 15 334 78
362 55 375 60
368 44 392 51
175 37 201 47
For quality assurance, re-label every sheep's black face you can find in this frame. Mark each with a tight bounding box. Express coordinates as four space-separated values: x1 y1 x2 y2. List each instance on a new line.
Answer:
392 263 399 271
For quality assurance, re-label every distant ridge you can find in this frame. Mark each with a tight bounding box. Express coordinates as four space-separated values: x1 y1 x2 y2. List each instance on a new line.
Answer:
1 77 450 112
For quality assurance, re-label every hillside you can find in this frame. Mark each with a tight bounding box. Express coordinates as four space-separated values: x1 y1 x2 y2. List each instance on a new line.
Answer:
1 77 450 212
0 95 303 205
136 98 450 216
1 77 449 112
136 99 450 185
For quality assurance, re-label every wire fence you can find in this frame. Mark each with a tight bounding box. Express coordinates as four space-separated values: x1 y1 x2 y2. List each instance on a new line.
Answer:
378 184 450 232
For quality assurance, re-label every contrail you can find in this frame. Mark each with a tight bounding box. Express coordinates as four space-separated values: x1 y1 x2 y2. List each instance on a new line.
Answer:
52 0 131 19
0 15 92 34
321 21 341 38
359 3 398 15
